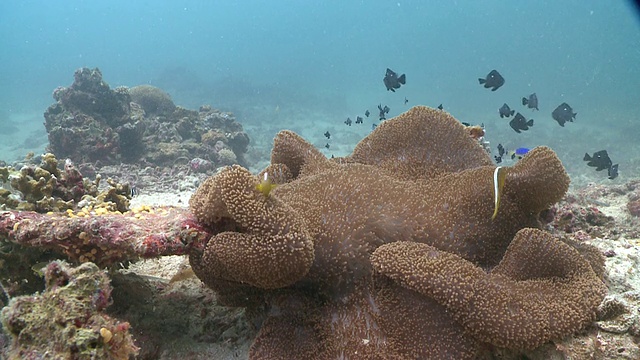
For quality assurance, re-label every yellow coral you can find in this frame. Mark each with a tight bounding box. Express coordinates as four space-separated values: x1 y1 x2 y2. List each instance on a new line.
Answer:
100 327 113 343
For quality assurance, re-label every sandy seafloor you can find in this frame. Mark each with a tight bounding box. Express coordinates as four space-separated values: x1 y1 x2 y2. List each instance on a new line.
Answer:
2 103 640 359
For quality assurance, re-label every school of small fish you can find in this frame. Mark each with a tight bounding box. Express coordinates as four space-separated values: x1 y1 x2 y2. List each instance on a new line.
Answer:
319 67 618 180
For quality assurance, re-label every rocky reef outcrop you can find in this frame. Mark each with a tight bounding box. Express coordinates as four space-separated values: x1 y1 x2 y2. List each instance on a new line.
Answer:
44 67 249 169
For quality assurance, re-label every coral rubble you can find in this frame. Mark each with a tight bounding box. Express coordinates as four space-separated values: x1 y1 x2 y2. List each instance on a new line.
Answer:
528 177 640 359
1 261 138 359
108 267 253 359
44 67 250 169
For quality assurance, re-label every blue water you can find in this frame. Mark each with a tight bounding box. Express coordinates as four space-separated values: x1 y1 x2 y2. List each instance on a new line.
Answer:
1 1 639 180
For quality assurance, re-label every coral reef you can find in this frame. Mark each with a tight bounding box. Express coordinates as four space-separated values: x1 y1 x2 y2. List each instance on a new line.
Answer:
0 153 132 213
141 105 249 168
0 211 249 358
44 68 250 169
5 105 640 358
547 199 615 235
1 260 138 359
188 106 605 359
45 67 144 164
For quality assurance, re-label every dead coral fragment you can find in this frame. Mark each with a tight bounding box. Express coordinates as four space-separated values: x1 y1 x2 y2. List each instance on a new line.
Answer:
628 198 640 217
0 207 199 267
0 261 138 359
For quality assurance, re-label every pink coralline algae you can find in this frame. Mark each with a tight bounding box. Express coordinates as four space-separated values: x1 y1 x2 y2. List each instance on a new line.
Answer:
0 207 210 267
188 157 214 173
545 190 615 236
627 196 640 217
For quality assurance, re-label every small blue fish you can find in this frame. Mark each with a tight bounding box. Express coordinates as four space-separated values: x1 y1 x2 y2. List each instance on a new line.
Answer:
510 147 530 160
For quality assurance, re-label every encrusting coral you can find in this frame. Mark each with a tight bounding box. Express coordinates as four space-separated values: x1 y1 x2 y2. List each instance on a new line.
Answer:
188 106 607 359
1 260 138 359
0 153 133 213
0 206 197 268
